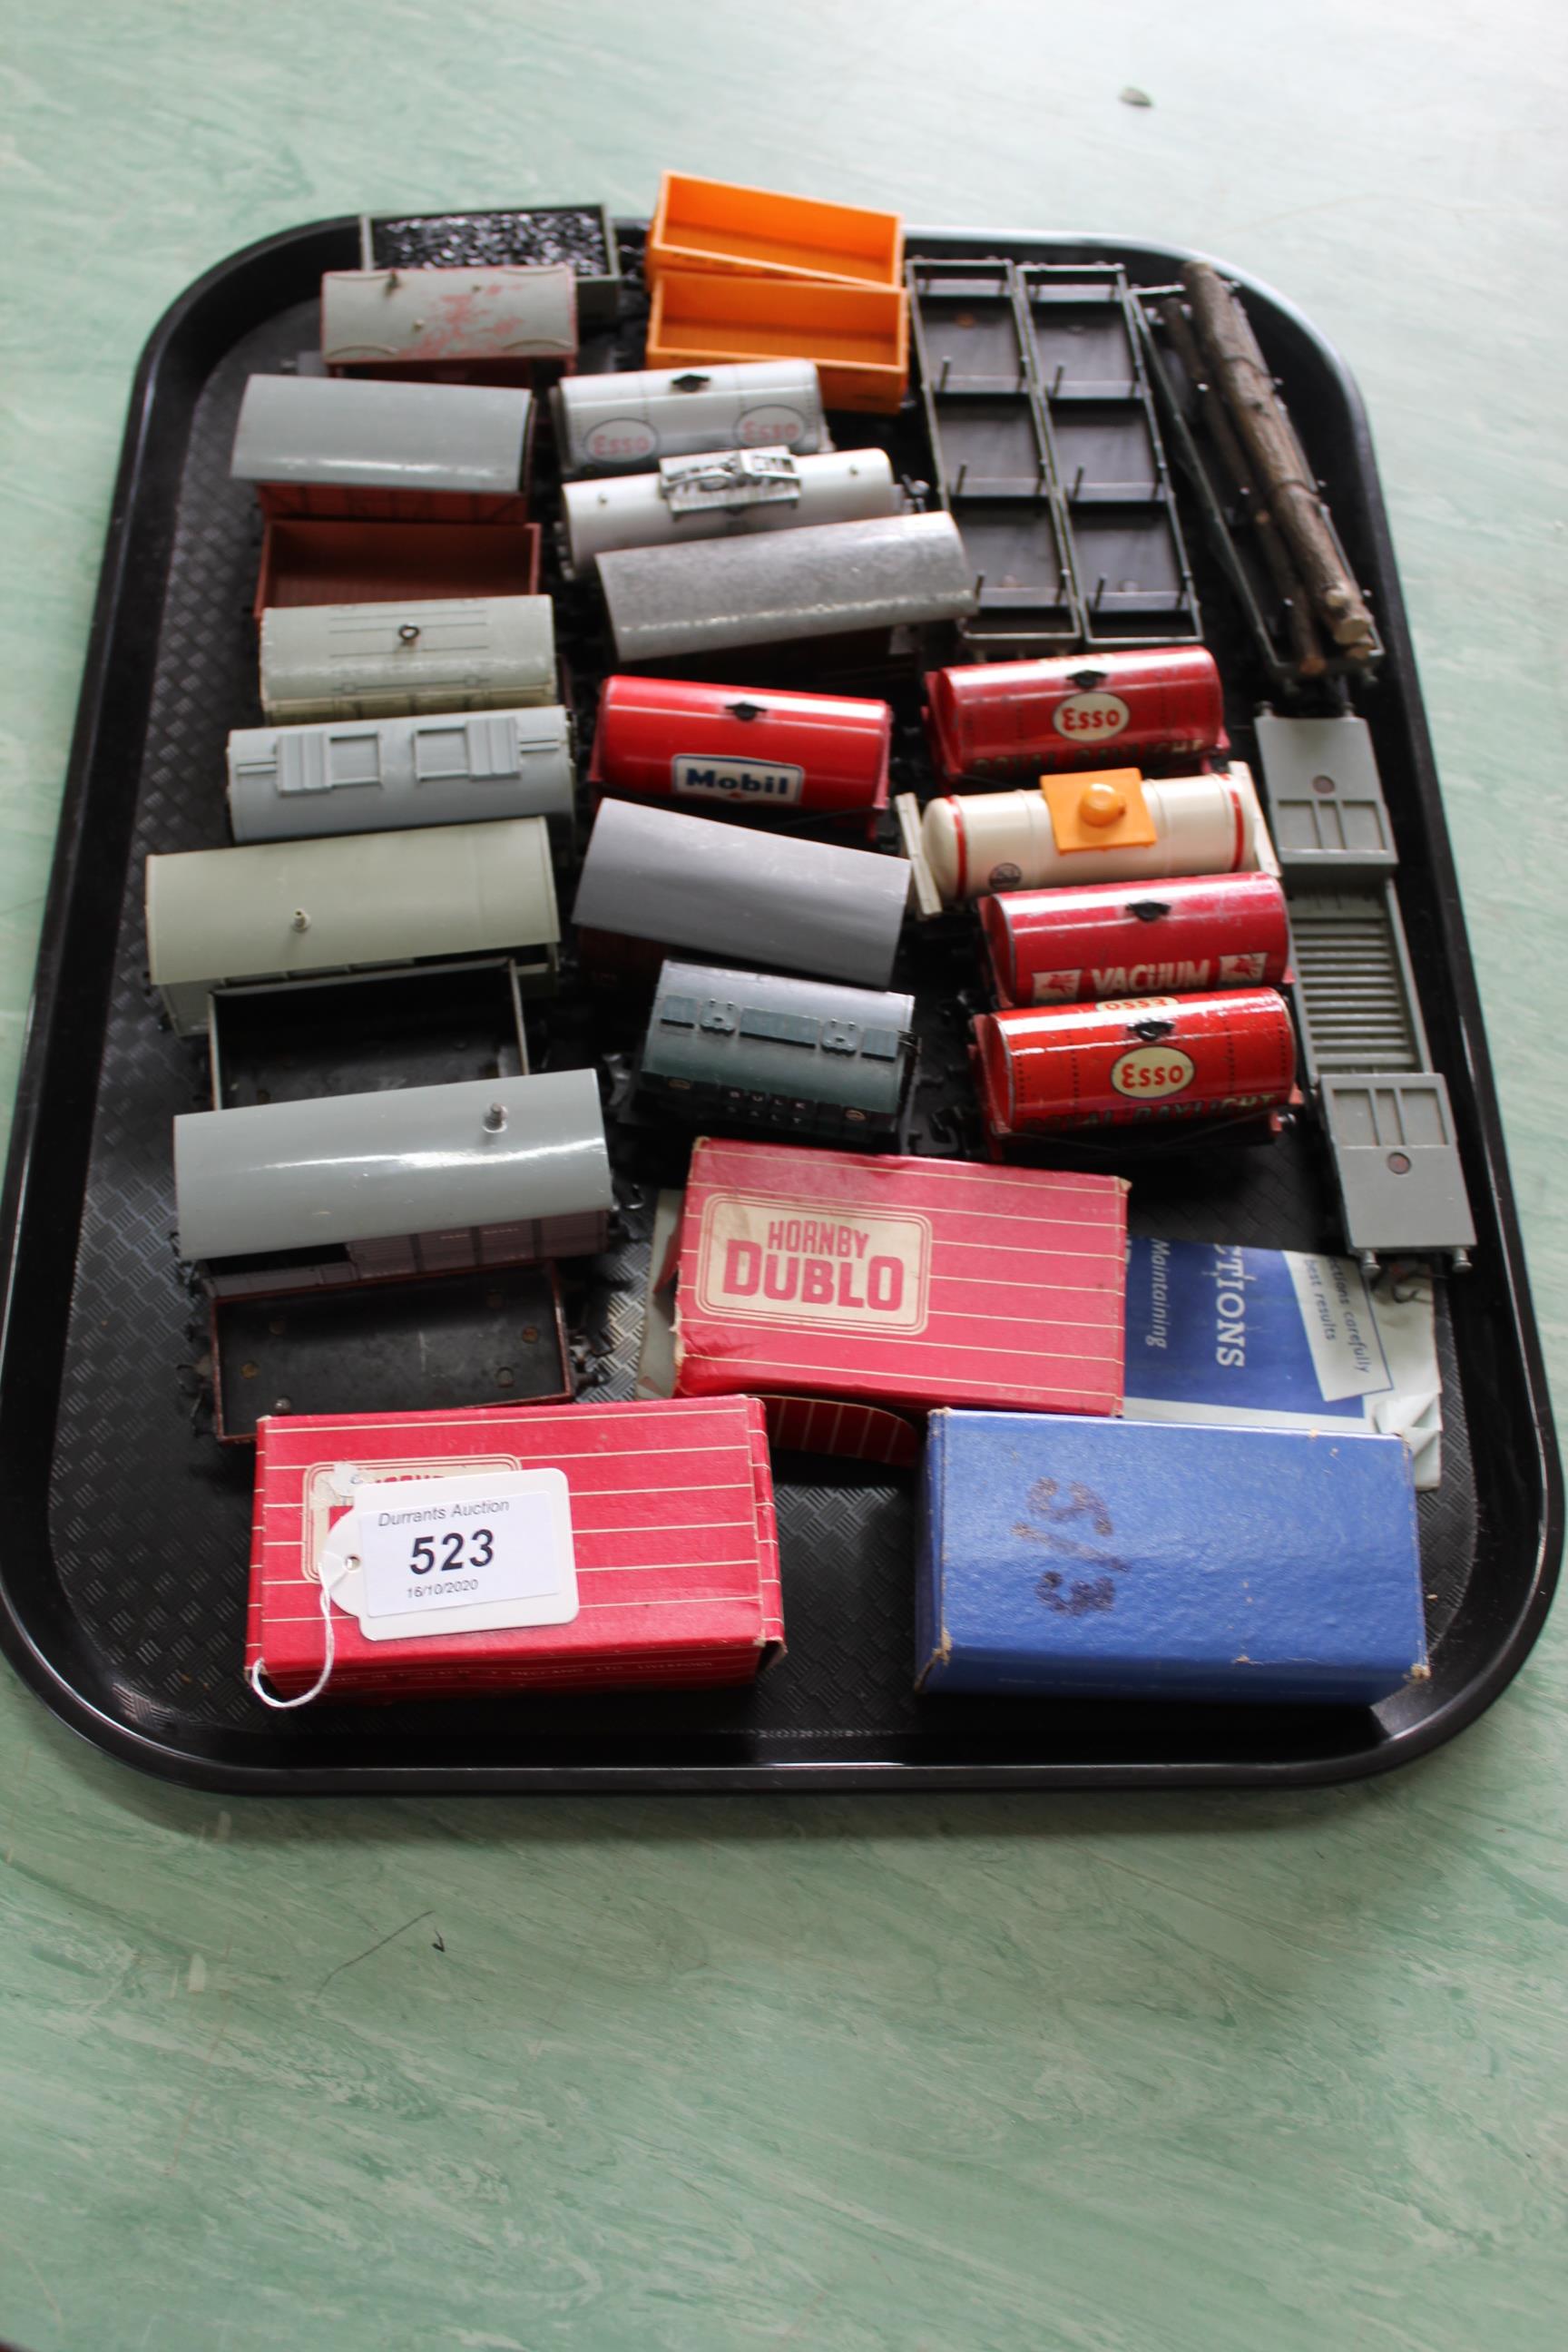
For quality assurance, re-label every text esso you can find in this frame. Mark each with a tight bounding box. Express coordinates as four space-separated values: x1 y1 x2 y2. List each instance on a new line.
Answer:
1053 691 1132 741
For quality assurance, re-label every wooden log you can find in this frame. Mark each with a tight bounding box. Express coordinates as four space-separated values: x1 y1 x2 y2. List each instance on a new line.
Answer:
1181 262 1376 655
1158 299 1327 679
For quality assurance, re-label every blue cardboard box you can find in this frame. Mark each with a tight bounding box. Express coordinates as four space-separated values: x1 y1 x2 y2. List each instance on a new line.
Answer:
916 1412 1427 1704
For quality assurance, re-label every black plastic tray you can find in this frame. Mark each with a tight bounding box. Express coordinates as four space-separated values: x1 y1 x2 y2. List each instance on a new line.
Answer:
0 218 1558 1792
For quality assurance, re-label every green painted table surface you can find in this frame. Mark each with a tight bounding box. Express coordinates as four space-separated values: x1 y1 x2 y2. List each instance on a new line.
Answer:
2 5 1565 2346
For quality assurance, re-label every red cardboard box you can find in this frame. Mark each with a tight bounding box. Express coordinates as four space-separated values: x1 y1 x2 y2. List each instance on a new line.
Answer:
246 1396 783 1703
672 1140 1127 1436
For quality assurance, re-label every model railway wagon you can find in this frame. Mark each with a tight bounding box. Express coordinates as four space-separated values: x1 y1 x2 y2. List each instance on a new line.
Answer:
226 708 575 842
561 446 899 579
588 677 891 836
636 961 916 1139
553 358 828 476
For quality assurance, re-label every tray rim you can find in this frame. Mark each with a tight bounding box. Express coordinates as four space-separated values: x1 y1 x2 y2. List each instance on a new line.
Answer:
0 213 1558 1796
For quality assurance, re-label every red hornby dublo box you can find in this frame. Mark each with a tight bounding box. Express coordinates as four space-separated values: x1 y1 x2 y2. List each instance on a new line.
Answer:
246 1396 783 1704
672 1140 1127 1444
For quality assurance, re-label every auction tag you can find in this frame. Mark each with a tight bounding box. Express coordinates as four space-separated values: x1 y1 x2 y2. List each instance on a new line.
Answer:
324 1469 579 1642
